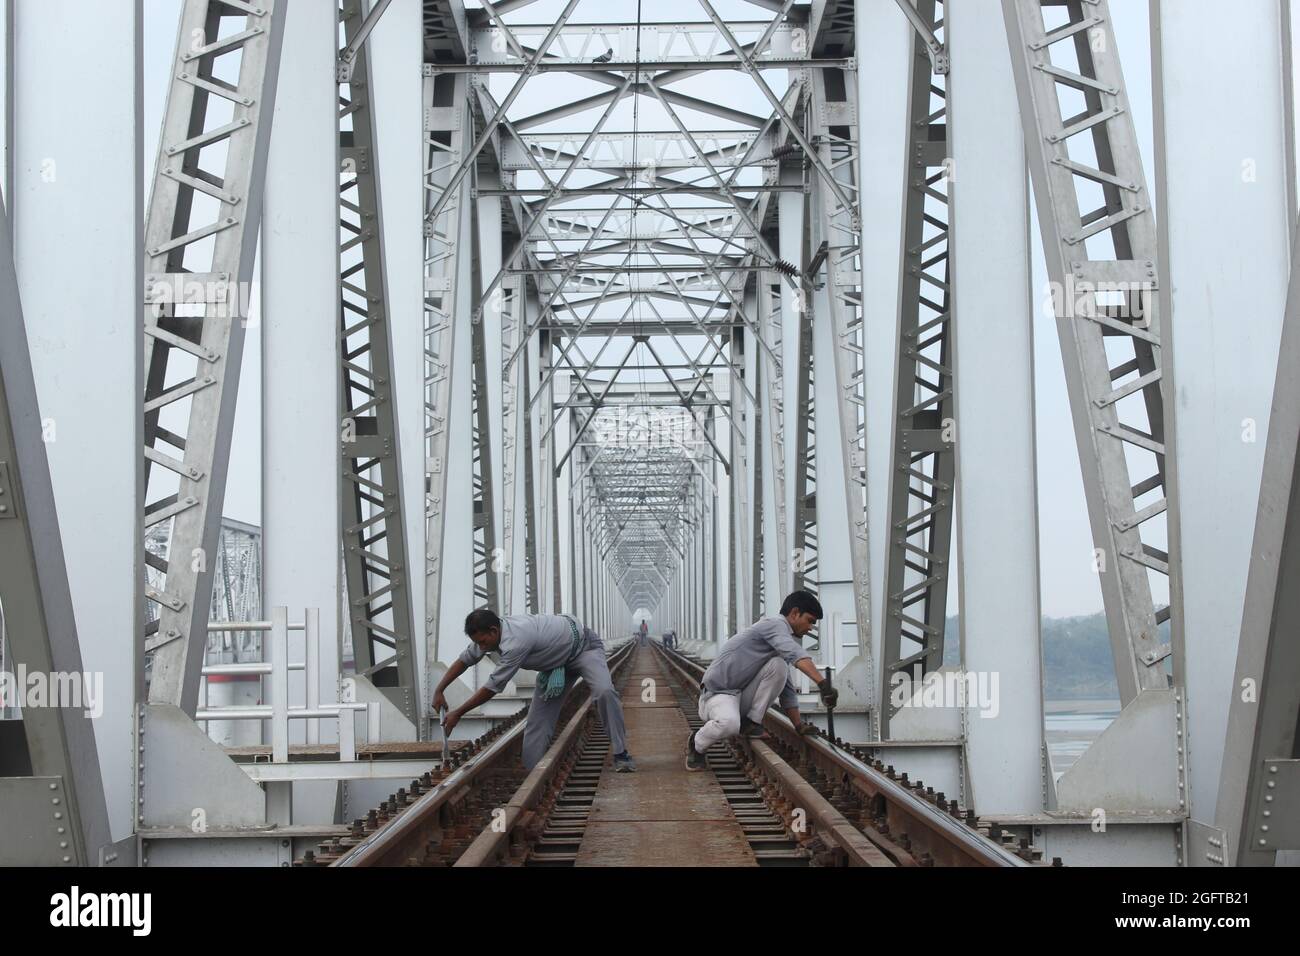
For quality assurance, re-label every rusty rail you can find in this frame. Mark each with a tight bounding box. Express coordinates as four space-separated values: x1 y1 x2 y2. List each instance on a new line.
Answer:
455 692 596 866
651 640 892 866
323 641 635 867
314 638 1033 867
655 644 1034 867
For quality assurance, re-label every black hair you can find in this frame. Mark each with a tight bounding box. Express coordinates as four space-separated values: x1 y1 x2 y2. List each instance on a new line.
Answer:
779 589 823 620
464 608 502 637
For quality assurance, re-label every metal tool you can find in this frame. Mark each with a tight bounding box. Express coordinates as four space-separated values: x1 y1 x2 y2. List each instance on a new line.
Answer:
438 705 450 771
823 666 836 742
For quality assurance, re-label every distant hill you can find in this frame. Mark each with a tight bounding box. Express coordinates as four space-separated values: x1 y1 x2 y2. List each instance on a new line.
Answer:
940 611 1120 700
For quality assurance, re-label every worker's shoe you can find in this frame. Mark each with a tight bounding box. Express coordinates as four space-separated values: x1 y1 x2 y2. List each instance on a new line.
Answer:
613 751 637 773
739 717 770 740
685 732 706 771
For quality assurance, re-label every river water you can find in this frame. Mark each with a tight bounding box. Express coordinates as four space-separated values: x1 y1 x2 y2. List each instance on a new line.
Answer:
1045 699 1120 781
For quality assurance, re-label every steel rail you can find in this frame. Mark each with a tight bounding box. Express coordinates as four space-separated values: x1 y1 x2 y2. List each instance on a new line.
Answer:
454 641 884 866
454 688 597 866
331 641 635 866
330 712 528 866
657 645 1034 867
650 643 890 866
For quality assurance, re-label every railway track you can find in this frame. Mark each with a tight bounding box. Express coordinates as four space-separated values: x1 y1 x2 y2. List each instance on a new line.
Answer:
297 642 1049 867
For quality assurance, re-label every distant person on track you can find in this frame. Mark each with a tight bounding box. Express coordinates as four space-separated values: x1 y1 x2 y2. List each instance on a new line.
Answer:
685 590 837 771
638 619 649 646
435 609 637 773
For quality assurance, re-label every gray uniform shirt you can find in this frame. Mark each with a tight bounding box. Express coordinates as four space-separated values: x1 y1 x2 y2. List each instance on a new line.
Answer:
458 614 586 694
701 615 811 710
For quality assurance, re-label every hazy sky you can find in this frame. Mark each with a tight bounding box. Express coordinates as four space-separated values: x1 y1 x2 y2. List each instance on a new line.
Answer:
136 0 1255 619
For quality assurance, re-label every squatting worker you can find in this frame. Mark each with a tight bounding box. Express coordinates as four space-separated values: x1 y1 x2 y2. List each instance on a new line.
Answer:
685 589 838 771
434 609 637 773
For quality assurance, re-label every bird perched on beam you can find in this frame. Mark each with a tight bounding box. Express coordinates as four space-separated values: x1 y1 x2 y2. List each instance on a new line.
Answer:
592 48 614 63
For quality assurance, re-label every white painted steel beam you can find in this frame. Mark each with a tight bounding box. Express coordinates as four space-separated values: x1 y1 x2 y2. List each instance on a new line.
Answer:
950 1 1045 816
1152 0 1292 833
262 0 341 745
12 0 142 842
859 0 913 676
369 0 427 707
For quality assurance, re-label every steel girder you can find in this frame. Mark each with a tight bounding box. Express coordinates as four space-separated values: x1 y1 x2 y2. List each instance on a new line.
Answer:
422 71 472 683
790 259 818 599
706 411 720 637
0 196 112 865
466 19 824 69
142 0 286 712
419 0 854 647
423 0 469 62
531 207 752 244
1213 228 1300 866
338 0 418 722
568 409 584 621
521 347 541 613
879 0 955 736
804 62 874 727
582 417 708 614
757 269 790 599
1002 0 1175 705
501 254 527 615
500 130 780 171
538 327 564 613
467 193 501 619
729 325 752 630
752 366 767 617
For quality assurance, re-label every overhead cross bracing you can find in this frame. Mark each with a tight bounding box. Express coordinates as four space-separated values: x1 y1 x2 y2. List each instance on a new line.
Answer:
578 405 715 612
3 0 1299 875
420 0 870 678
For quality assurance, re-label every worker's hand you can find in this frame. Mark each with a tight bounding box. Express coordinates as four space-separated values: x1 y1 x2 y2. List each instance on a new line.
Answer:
798 723 820 736
432 690 448 714
817 679 839 709
442 708 462 735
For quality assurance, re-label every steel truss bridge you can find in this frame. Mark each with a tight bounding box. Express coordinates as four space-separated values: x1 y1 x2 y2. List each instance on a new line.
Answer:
0 0 1296 868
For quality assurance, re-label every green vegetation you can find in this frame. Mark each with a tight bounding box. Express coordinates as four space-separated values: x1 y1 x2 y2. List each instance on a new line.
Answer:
940 612 1120 700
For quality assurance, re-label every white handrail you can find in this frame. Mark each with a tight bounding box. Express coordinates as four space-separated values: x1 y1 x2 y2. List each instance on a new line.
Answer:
200 606 375 761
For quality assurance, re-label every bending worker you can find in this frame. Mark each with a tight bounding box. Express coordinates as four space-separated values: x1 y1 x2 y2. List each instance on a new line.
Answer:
434 609 637 773
686 589 838 770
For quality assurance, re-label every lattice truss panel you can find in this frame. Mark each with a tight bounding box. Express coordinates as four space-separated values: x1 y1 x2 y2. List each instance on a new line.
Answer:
804 41 872 722
142 0 284 710
880 0 953 731
338 0 419 719
1004 0 1171 702
419 0 863 632
583 409 715 610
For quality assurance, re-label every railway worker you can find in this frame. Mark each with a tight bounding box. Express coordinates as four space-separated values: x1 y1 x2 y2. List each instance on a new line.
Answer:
434 609 637 773
685 589 837 771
